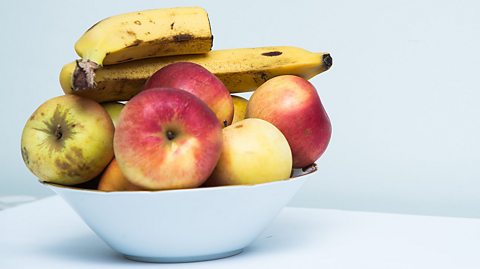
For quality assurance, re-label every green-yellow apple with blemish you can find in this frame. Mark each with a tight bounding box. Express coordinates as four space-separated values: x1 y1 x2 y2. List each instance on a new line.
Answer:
21 94 114 185
204 118 292 187
231 95 248 124
101 102 124 128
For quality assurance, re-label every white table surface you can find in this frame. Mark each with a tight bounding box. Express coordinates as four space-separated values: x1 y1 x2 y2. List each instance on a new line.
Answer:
1 196 479 269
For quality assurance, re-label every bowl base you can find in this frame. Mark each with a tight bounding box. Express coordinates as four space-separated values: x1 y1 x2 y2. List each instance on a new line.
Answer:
124 248 243 263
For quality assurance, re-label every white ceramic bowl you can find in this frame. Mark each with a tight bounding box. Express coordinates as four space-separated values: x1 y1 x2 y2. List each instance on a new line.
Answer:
43 165 316 263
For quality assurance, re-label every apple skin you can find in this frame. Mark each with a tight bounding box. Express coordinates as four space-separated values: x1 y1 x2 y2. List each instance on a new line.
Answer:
204 118 292 187
21 94 114 185
144 62 234 126
114 88 223 190
98 159 143 191
231 95 248 124
101 102 124 128
246 75 331 168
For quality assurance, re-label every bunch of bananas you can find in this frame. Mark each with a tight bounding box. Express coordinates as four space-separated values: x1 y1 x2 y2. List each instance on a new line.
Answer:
59 6 332 102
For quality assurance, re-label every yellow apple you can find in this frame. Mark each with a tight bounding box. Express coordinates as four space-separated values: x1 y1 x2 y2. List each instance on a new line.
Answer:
21 94 114 185
231 95 248 124
101 102 124 128
204 118 292 186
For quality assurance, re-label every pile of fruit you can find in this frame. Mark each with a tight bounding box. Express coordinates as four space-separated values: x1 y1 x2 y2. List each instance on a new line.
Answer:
20 7 333 191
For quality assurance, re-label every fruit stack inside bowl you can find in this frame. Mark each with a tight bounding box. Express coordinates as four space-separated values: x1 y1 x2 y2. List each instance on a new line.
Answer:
21 6 333 191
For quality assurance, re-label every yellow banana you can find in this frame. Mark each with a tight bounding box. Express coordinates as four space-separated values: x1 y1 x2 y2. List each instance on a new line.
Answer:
60 46 332 102
75 7 212 66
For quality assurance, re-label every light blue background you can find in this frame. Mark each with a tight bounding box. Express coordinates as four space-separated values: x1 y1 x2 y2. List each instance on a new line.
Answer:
1 0 479 217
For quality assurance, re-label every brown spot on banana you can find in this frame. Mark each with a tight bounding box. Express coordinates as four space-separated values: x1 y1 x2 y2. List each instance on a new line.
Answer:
170 22 175 29
261 51 282 57
173 34 193 42
134 20 141 25
252 72 270 85
260 72 268 82
125 39 143 48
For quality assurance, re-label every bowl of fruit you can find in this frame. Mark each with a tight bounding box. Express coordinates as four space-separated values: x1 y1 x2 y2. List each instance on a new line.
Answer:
43 165 317 262
20 7 332 263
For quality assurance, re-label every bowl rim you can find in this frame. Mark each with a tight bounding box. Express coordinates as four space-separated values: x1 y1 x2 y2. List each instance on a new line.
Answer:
40 163 317 195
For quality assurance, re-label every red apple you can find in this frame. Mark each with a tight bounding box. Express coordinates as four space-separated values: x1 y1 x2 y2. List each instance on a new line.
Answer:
144 62 234 126
114 88 222 190
246 75 331 168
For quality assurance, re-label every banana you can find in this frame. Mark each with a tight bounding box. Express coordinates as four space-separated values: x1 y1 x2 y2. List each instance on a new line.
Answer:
75 7 212 66
60 46 332 102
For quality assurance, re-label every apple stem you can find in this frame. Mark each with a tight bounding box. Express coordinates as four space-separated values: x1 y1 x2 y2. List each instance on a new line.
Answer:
55 124 63 140
166 130 175 140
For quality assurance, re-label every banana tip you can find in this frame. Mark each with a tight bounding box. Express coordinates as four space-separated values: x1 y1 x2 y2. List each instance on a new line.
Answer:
323 54 333 70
